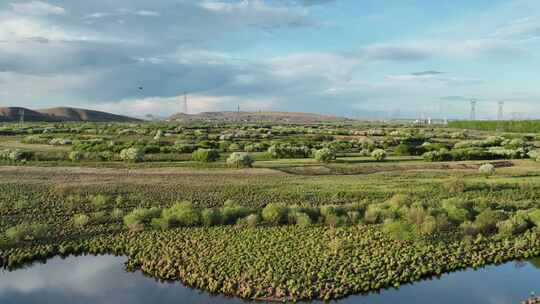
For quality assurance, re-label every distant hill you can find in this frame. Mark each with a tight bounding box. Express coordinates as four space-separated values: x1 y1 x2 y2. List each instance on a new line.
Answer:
0 107 141 123
168 111 354 123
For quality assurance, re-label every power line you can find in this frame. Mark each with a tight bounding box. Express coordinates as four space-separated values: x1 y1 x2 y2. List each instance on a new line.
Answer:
470 100 477 120
19 109 25 125
182 92 188 114
497 101 504 121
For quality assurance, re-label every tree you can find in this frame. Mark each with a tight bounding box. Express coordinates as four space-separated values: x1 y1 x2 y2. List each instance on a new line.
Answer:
479 163 495 176
192 148 220 162
371 149 387 161
227 152 254 168
314 148 336 163
119 147 144 162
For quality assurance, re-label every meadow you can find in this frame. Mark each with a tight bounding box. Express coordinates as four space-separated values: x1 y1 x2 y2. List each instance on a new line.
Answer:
1 121 540 301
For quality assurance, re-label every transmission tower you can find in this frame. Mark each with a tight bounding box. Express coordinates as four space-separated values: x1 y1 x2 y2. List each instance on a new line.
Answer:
470 100 477 120
19 109 25 125
497 101 504 121
182 92 188 114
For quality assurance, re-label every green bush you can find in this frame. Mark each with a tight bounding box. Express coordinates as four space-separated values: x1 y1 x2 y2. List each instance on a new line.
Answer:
527 209 540 226
371 149 387 161
8 149 34 162
111 208 124 219
192 148 220 162
119 147 144 162
73 214 90 228
261 203 289 224
441 198 472 224
294 212 312 227
497 215 529 236
221 203 251 225
479 163 495 175
314 148 336 163
237 214 260 228
267 144 310 159
98 151 114 161
90 194 108 208
159 201 201 228
226 152 254 168
69 151 84 162
382 220 414 241
4 223 48 243
201 208 223 226
473 209 506 235
123 207 161 230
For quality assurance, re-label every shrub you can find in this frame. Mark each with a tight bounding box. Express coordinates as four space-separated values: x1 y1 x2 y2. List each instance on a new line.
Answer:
528 150 540 162
382 220 414 241
404 207 427 226
192 148 220 162
473 209 506 235
371 149 387 161
49 138 72 145
159 201 201 228
4 223 48 243
90 194 108 208
324 214 349 227
267 144 310 159
261 203 289 224
419 216 438 235
98 151 114 161
111 208 124 220
459 221 477 235
123 207 161 231
497 216 529 236
294 212 312 227
527 209 540 226
314 148 336 163
73 214 90 228
347 211 361 224
9 149 34 162
226 152 254 168
442 198 472 224
120 147 144 162
443 178 467 193
364 205 394 224
228 143 241 152
221 203 250 225
479 163 495 175
422 149 452 162
201 208 222 226
69 151 84 162
237 214 260 228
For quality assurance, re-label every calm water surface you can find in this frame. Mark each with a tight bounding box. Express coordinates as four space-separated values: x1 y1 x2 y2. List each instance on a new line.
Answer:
1 255 539 304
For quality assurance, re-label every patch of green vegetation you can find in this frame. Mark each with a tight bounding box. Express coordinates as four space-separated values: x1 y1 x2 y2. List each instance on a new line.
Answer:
1 121 540 301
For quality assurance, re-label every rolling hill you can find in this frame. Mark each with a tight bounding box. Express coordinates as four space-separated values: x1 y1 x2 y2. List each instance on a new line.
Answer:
168 111 354 123
0 107 141 123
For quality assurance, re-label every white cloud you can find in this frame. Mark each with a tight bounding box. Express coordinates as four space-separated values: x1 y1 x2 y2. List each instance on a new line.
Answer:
84 9 159 19
363 39 524 61
492 17 540 39
270 52 361 82
0 16 115 43
385 73 483 86
10 1 66 15
199 0 316 27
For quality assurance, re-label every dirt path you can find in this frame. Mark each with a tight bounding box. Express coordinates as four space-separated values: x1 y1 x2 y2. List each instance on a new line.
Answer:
278 160 514 176
0 165 285 184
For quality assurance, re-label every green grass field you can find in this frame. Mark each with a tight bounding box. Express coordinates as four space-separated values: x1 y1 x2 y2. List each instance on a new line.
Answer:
1 121 540 300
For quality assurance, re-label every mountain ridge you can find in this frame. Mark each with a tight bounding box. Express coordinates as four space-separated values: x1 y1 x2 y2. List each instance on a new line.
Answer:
0 107 141 122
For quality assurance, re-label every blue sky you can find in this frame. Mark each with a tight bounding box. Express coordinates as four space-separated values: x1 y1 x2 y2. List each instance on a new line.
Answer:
0 0 539 119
